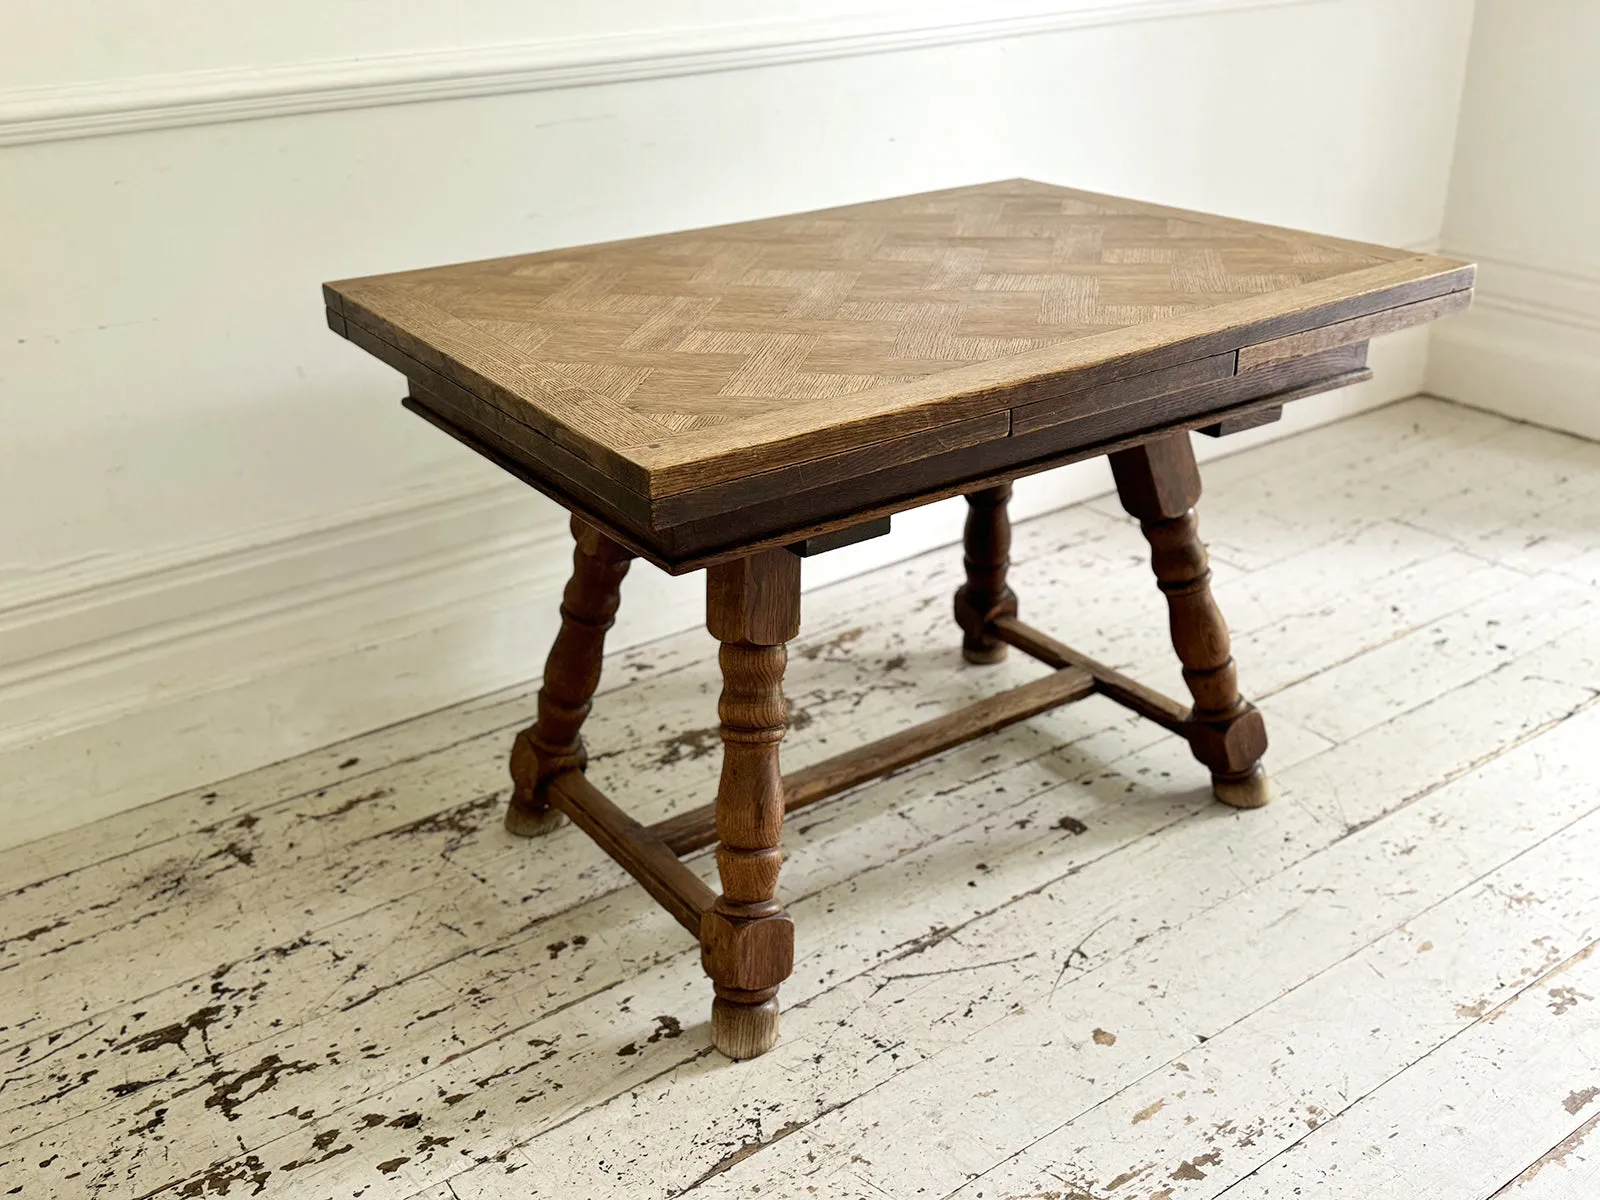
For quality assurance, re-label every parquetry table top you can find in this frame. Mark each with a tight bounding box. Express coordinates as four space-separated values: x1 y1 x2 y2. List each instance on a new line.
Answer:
324 178 1472 566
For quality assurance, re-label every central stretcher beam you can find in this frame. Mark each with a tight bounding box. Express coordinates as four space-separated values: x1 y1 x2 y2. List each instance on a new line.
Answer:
544 626 1197 958
649 665 1096 857
990 615 1191 733
548 771 715 935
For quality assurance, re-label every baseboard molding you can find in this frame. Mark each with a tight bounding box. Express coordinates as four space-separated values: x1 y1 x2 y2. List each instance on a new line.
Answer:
0 476 736 850
1427 250 1600 441
0 479 568 752
0 0 1323 146
0 323 1426 853
0 481 584 848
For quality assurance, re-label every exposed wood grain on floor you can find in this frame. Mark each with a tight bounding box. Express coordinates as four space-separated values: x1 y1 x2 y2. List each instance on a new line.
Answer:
1214 938 1600 1200
1491 1111 1600 1199
0 398 1596 1199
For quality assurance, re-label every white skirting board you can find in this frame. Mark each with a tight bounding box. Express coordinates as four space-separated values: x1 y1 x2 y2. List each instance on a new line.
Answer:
1427 251 1600 442
0 330 1428 852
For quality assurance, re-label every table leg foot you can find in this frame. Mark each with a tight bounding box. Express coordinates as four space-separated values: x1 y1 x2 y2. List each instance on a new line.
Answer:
505 807 566 837
505 807 565 836
505 730 566 835
711 990 780 1060
961 642 1009 665
1212 764 1272 810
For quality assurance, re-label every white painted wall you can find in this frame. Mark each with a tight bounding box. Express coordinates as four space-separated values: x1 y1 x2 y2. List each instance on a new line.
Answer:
1429 0 1600 438
0 0 1477 847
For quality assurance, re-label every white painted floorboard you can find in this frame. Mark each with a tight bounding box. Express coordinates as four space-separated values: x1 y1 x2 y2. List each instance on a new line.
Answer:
2 397 1598 1199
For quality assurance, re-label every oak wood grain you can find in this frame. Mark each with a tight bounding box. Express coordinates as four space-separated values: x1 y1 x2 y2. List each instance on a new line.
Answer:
1010 342 1358 437
702 550 804 1058
954 483 1018 664
1237 288 1471 371
405 359 1364 576
506 519 633 837
992 615 1191 732
1005 350 1236 437
1110 433 1269 806
649 411 1011 528
614 258 1470 496
546 770 715 935
326 178 1474 515
660 346 1371 563
648 665 1097 855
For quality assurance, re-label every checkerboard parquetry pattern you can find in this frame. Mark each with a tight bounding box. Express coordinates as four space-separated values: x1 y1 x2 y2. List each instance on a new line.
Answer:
348 180 1396 437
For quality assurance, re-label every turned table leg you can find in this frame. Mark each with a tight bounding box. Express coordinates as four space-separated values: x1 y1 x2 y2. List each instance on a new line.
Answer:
701 547 802 1059
954 482 1018 664
506 516 634 836
1109 433 1270 809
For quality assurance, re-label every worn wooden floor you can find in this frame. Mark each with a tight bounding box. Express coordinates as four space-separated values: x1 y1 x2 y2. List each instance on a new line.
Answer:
4 396 1600 1200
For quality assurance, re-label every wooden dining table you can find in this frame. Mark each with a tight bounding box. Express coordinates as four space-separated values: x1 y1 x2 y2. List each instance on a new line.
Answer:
323 178 1473 1060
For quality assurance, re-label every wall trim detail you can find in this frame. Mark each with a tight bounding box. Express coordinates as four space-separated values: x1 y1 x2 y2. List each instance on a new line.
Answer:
0 0 1322 146
0 479 569 755
1426 250 1600 442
